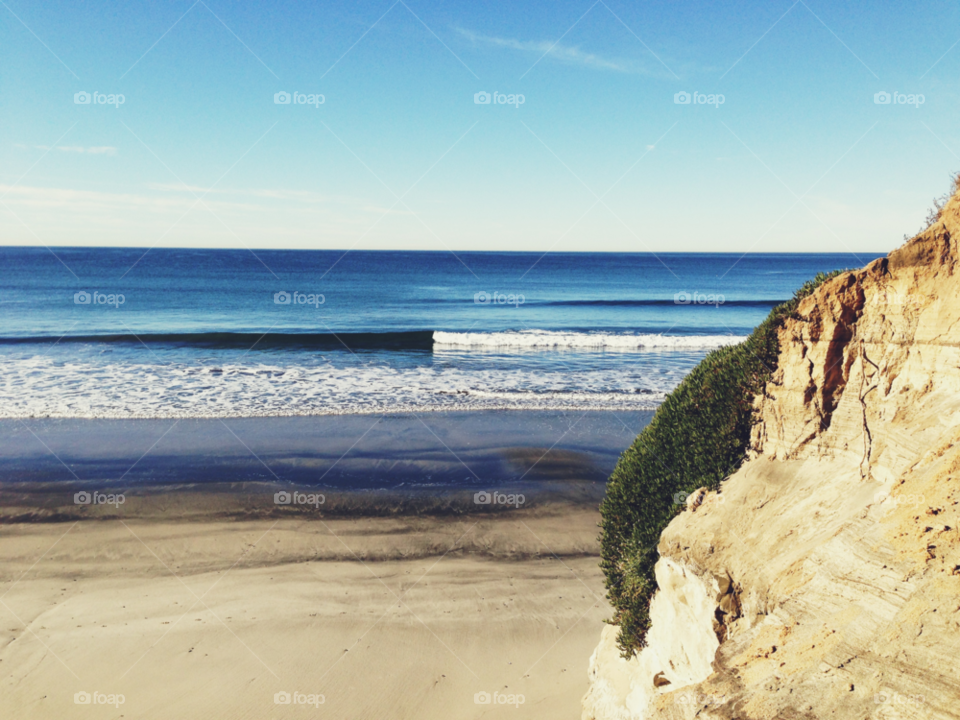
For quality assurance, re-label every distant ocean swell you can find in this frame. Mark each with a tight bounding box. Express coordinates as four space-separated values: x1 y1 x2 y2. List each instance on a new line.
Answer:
0 330 746 352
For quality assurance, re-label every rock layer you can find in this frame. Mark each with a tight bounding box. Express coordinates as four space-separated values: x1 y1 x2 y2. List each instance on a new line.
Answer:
584 196 960 719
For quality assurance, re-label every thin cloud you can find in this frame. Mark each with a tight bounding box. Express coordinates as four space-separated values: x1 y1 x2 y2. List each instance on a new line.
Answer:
147 182 336 203
1 184 408 220
0 184 417 246
0 184 217 213
58 146 116 155
146 183 405 212
17 144 117 155
456 26 635 73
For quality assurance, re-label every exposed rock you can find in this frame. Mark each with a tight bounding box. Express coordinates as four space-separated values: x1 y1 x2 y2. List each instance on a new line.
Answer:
583 558 721 719
685 488 707 512
583 194 960 719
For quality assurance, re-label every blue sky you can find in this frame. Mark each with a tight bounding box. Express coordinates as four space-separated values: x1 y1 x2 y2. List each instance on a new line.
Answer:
2 0 959 256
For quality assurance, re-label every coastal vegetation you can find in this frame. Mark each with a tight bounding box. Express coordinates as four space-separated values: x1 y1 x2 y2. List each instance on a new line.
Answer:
599 270 846 657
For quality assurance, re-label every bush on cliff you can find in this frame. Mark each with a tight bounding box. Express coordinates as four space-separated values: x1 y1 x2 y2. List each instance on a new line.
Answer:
599 270 846 658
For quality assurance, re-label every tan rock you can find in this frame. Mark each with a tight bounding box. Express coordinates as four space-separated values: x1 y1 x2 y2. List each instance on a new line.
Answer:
584 192 960 719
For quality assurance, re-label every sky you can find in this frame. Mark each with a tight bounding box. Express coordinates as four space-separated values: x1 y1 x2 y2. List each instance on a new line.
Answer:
1 0 959 256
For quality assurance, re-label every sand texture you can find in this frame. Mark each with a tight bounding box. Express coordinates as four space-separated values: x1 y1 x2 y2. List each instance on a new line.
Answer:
1 507 610 719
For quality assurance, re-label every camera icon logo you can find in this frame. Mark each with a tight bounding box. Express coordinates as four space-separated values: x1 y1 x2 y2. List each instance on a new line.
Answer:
674 291 691 304
74 291 91 304
74 491 92 505
274 691 291 704
274 491 292 505
474 491 492 505
474 91 491 105
274 291 291 305
874 91 891 105
74 91 91 105
74 691 92 704
674 91 691 104
672 491 689 505
474 691 491 704
474 291 490 304
274 91 291 105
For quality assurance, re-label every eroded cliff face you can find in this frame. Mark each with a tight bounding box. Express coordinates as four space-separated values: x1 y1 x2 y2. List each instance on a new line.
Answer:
584 197 960 720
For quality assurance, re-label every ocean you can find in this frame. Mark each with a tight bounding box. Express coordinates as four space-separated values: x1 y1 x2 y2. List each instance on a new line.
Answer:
0 248 874 419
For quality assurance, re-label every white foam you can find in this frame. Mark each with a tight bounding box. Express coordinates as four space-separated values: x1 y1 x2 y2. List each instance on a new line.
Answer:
433 330 745 350
0 331 732 418
0 355 680 419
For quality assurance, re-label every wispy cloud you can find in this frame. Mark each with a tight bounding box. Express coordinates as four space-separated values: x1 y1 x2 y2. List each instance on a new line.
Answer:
145 183 410 216
1 184 408 220
0 184 218 213
147 183 346 205
57 146 116 155
15 143 117 155
456 27 636 74
0 184 417 248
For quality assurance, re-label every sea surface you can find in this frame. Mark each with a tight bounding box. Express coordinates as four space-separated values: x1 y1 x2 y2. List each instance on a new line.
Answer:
0 248 876 419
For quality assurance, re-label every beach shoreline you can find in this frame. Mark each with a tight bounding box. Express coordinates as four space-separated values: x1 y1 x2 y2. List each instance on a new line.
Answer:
0 410 650 522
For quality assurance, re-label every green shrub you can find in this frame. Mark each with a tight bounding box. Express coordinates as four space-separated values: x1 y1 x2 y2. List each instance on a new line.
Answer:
599 270 846 657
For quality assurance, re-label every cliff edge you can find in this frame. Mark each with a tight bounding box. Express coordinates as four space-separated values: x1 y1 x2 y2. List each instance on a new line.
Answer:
584 192 960 719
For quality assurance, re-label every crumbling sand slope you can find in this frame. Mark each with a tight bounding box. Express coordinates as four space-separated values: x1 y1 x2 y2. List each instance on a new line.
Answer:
583 194 960 720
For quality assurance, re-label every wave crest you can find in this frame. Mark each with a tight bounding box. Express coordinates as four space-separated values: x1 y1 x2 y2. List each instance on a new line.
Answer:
433 331 745 350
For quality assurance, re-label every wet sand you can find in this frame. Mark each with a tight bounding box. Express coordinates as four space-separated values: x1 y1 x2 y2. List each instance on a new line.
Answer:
0 411 650 490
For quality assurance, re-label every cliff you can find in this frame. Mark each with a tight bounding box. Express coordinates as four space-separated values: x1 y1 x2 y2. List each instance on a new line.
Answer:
583 191 960 719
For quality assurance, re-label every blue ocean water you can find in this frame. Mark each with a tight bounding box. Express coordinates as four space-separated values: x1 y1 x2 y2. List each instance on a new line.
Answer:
0 248 876 418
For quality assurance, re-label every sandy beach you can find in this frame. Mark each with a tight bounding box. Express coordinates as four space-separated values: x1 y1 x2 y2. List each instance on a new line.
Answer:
0 411 640 718
0 503 610 719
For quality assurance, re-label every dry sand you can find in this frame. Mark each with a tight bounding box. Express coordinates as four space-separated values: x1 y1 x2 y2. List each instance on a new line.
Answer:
0 506 610 719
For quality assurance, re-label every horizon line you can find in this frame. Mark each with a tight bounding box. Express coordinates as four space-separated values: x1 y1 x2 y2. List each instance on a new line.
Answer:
0 245 890 257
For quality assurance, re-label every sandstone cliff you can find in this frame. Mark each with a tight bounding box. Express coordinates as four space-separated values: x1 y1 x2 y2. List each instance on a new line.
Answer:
583 193 960 719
